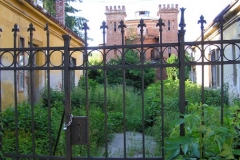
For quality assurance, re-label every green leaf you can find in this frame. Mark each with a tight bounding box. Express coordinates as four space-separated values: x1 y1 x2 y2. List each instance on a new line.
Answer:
165 149 180 160
164 144 180 150
233 149 240 155
198 125 207 133
219 149 232 157
222 143 231 150
165 136 192 145
175 118 184 126
192 142 200 158
181 143 189 155
226 155 235 159
205 128 214 137
202 104 209 107
214 126 228 134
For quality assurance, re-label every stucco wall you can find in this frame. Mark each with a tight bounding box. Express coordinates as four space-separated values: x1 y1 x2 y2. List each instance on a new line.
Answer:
0 0 84 109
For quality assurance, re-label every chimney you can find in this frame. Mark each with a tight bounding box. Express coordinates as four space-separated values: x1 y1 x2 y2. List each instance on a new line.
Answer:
55 0 65 25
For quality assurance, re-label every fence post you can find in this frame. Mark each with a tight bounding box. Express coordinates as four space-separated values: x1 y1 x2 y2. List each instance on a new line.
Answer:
62 35 72 160
178 8 186 137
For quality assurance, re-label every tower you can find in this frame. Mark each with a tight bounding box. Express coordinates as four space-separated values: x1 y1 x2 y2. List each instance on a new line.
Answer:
105 6 126 60
157 4 179 43
105 6 126 45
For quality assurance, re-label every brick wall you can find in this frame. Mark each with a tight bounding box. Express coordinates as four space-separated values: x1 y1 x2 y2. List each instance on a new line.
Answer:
105 4 179 79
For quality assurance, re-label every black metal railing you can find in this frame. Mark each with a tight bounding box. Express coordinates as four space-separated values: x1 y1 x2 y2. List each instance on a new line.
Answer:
0 7 239 160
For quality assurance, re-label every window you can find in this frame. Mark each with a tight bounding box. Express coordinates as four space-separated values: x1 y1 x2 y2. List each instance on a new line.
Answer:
168 20 170 30
210 49 220 88
232 44 237 86
18 37 24 91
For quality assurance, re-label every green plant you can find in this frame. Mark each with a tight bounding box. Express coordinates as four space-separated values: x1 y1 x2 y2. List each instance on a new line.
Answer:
87 49 156 90
166 54 191 80
108 112 123 133
164 103 240 160
41 88 64 107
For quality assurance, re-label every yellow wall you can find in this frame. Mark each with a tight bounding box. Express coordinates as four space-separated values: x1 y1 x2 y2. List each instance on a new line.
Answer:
0 0 84 109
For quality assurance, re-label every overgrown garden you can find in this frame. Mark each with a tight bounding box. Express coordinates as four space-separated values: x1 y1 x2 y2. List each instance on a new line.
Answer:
1 54 240 159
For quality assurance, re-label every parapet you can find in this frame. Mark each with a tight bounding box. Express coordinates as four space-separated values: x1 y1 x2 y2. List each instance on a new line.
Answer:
159 4 178 12
105 5 126 15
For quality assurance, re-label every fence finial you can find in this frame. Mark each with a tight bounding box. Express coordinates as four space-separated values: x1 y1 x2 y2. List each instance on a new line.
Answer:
100 21 108 31
198 15 206 31
118 20 126 33
179 8 186 30
82 22 89 44
217 14 225 28
44 23 49 32
12 24 19 33
156 18 165 32
137 19 146 33
28 23 36 36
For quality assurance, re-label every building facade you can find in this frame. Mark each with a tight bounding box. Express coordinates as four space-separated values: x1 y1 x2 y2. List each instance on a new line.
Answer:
193 0 240 102
105 4 179 79
0 0 84 109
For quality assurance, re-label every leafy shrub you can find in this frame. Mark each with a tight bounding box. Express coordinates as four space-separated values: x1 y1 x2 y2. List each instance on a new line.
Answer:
166 54 191 80
1 101 106 157
41 88 64 107
164 103 240 160
108 112 123 133
2 101 59 155
88 50 156 90
204 83 229 106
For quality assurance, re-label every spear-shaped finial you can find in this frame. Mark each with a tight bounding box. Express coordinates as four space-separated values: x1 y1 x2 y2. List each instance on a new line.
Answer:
179 8 186 30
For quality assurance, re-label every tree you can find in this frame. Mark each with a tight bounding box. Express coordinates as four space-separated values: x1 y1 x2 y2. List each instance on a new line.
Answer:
88 50 156 90
41 0 88 38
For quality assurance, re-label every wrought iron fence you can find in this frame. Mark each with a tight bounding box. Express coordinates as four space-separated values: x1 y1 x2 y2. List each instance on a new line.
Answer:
0 8 239 160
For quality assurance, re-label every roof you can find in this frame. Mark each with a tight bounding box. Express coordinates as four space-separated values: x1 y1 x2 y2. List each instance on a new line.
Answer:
196 0 239 40
25 0 84 43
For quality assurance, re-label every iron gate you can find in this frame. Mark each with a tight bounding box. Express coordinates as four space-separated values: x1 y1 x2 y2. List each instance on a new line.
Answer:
0 8 240 160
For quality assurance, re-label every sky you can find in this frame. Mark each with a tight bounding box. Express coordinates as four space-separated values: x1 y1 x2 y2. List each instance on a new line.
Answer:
71 0 231 46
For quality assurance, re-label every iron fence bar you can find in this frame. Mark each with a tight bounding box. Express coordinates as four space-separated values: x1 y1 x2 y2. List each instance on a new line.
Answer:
100 21 108 158
157 18 165 157
82 22 90 157
12 24 19 158
219 14 225 125
0 62 183 71
0 27 2 155
72 158 163 160
3 153 66 160
62 35 72 160
118 20 127 159
198 14 207 159
53 107 65 156
178 8 186 137
3 153 163 160
28 23 36 156
0 46 64 52
1 39 240 52
44 23 53 157
138 18 146 158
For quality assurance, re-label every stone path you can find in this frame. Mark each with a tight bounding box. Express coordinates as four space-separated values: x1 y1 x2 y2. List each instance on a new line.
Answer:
102 132 157 158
